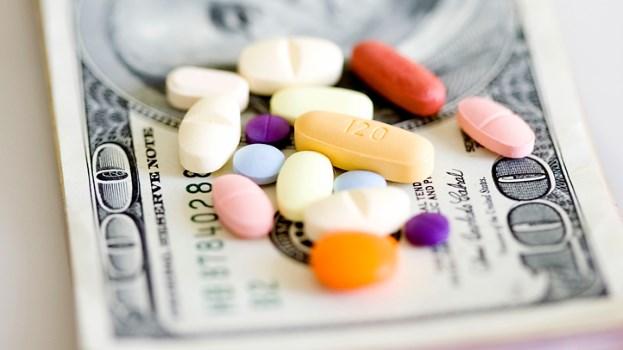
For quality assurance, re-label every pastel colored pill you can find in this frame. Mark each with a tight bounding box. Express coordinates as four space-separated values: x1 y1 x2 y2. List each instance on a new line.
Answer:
303 187 410 241
244 114 291 147
404 212 450 246
238 36 344 95
310 232 397 290
270 86 373 123
178 97 241 173
166 66 249 111
276 151 334 221
295 112 434 183
333 170 387 192
351 40 446 117
213 174 274 239
233 144 285 185
456 96 535 158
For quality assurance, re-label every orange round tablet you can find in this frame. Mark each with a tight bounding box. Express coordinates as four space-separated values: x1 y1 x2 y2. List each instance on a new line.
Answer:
310 232 398 290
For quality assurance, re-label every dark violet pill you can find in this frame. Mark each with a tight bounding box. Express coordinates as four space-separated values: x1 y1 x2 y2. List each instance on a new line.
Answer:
404 212 449 246
245 114 291 147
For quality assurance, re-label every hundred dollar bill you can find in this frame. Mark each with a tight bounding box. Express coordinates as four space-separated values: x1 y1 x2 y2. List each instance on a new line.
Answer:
40 0 623 348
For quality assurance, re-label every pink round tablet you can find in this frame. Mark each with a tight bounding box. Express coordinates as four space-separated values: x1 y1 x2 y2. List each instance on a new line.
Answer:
213 174 274 239
457 97 535 158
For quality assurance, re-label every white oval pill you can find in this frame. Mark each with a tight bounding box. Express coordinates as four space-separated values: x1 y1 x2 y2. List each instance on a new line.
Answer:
178 97 241 173
270 86 373 123
276 151 334 221
166 66 249 111
303 187 411 241
238 37 344 96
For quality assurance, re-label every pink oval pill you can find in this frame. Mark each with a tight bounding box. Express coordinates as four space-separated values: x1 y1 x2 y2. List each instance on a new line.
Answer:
457 97 535 158
213 174 274 239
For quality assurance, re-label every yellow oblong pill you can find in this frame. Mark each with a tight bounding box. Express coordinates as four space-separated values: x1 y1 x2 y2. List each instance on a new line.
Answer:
270 86 373 123
294 112 434 183
276 151 334 221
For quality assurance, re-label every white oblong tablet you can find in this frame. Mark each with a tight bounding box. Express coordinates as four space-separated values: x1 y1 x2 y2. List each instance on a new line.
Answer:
270 86 373 123
178 97 241 173
166 66 249 111
303 187 411 241
238 36 344 96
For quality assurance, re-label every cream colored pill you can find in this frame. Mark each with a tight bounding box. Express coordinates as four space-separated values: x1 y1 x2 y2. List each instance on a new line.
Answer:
303 187 410 241
276 151 334 221
178 97 241 173
166 66 249 111
238 37 344 96
270 86 373 123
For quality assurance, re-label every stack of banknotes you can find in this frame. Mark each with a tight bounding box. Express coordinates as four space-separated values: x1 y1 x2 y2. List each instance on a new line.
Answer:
39 0 623 348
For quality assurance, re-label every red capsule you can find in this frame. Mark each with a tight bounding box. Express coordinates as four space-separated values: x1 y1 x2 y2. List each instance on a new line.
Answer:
351 40 446 117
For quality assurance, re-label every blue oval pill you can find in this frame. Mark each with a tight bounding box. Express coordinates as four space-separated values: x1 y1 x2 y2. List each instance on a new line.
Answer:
233 144 285 185
333 170 387 192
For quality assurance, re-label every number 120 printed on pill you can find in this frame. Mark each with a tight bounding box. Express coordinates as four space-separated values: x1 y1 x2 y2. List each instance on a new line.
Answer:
295 112 434 183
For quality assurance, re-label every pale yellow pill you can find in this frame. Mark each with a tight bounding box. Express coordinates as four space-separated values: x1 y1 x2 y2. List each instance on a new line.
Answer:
276 151 334 221
270 86 373 123
303 187 411 241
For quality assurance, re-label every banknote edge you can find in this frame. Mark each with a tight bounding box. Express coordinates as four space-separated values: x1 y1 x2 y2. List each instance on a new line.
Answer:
38 0 113 348
516 0 623 295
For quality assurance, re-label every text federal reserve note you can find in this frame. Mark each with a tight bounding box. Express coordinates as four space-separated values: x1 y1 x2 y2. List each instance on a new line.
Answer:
40 0 623 348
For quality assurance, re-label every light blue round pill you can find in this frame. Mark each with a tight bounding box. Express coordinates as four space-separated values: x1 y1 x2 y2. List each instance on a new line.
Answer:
333 170 387 192
233 144 285 185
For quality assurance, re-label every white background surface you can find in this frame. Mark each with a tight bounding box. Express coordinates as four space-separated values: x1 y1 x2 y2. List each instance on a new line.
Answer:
0 1 621 349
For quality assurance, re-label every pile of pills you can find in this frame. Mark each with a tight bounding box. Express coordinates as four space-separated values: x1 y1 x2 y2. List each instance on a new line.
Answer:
168 36 536 291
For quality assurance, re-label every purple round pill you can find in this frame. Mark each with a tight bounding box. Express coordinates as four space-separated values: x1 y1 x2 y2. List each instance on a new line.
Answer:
245 114 291 148
404 212 449 246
